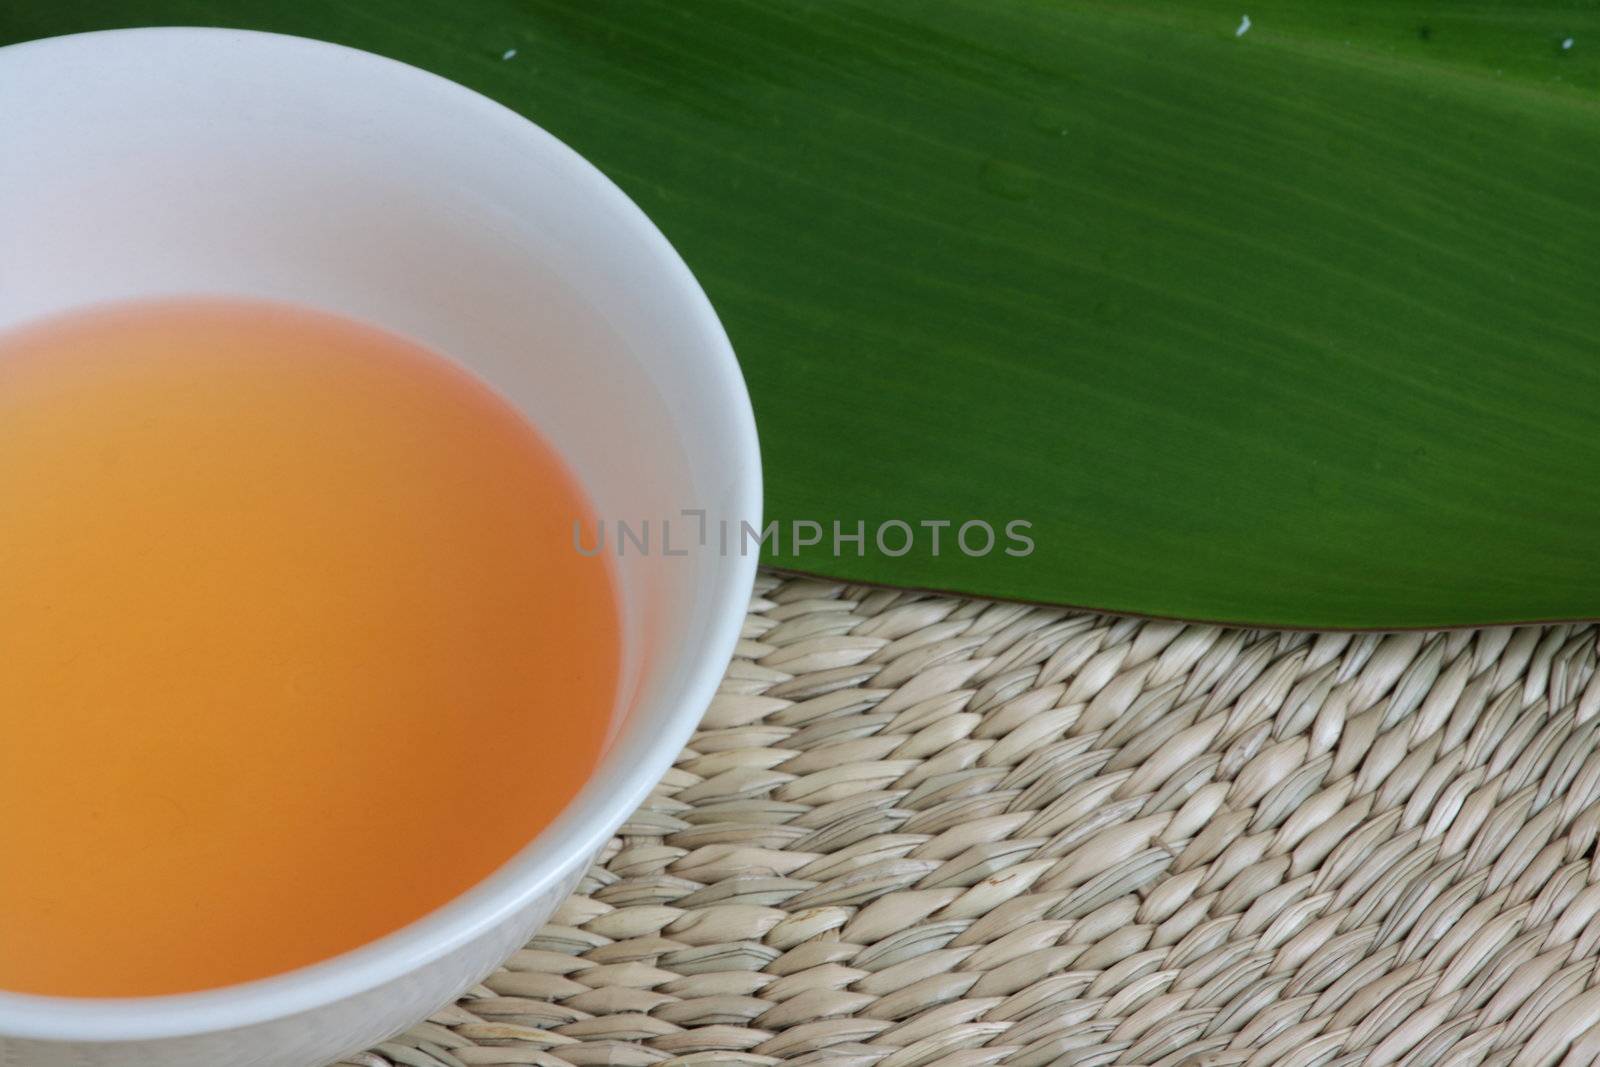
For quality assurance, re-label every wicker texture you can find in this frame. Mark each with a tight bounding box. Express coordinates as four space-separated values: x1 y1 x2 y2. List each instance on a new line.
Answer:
339 573 1600 1067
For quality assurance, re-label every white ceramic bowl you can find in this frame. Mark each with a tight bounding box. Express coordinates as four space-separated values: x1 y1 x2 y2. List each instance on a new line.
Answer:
0 27 760 1067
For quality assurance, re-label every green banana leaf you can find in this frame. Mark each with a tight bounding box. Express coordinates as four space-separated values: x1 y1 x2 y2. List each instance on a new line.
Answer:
6 1 1599 629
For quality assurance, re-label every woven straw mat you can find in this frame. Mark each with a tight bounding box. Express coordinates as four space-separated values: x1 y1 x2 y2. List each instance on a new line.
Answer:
338 572 1600 1067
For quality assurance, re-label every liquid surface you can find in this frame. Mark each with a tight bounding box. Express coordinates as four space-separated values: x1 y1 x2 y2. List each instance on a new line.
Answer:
0 299 618 997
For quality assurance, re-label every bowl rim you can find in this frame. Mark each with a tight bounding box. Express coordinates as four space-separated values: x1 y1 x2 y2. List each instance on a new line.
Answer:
0 26 762 1042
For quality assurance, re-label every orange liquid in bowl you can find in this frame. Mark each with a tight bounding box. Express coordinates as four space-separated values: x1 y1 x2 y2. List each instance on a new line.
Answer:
0 299 619 997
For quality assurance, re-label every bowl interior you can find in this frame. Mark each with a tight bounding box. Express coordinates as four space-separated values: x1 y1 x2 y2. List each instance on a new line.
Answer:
0 26 759 1036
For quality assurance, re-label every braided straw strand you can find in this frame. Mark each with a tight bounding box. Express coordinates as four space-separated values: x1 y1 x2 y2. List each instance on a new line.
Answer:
337 573 1600 1067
